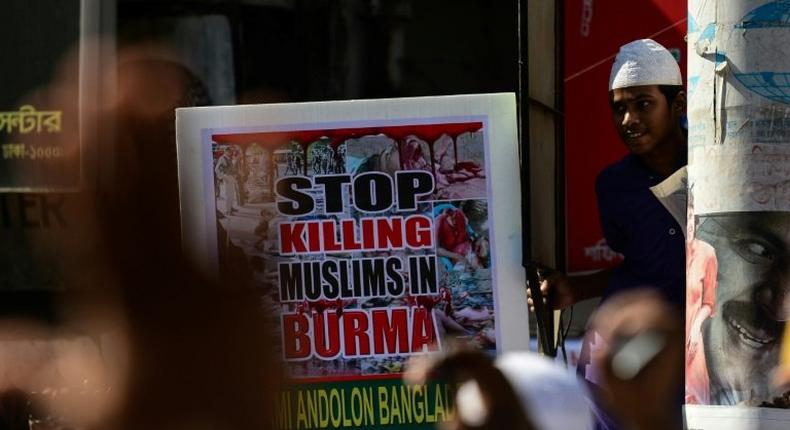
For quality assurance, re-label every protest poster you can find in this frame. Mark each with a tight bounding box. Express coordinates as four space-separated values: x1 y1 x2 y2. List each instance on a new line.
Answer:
685 1 790 427
176 94 527 429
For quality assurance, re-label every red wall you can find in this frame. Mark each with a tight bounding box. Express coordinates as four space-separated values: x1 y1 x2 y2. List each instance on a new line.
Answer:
564 0 687 272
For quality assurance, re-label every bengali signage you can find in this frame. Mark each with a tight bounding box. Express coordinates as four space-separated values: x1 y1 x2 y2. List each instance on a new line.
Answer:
0 1 82 191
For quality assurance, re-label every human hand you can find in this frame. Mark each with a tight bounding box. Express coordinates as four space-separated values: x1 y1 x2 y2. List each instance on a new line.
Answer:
590 290 684 430
526 266 576 311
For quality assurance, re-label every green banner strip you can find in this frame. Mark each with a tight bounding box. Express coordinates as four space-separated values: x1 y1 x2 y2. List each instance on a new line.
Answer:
276 378 455 429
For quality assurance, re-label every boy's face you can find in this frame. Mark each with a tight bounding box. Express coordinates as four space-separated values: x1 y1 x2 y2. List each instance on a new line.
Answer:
609 85 682 157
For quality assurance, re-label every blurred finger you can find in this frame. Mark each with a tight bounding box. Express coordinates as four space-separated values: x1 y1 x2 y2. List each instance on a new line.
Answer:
527 300 549 313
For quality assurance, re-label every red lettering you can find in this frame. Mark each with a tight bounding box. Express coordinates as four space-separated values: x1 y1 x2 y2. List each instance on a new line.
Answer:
314 311 341 358
340 219 362 250
321 220 342 252
282 307 443 361
405 215 433 248
411 308 438 353
283 313 311 359
372 309 409 355
307 222 321 252
279 222 307 254
343 310 371 356
285 216 433 254
361 218 376 249
376 217 403 249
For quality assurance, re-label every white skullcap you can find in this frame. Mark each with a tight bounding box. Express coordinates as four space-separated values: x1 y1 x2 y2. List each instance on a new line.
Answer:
609 39 682 90
456 352 594 430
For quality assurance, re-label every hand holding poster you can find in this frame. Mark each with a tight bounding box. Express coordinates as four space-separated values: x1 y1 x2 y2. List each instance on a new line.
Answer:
176 94 526 428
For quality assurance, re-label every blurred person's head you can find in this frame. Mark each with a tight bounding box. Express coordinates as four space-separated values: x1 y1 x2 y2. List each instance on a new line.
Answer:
110 56 211 272
696 212 790 404
97 47 282 430
589 289 683 430
405 349 593 430
4 40 281 429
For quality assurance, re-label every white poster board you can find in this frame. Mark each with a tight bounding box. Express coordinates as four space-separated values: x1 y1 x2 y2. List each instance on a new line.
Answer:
176 94 527 428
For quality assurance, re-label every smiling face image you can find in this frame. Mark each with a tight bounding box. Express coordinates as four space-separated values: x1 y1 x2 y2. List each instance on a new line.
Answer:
695 212 790 404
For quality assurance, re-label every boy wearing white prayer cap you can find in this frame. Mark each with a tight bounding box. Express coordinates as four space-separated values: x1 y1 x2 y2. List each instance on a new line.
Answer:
529 39 687 429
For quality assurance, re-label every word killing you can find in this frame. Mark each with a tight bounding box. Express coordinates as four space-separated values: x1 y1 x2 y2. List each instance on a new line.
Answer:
279 215 433 255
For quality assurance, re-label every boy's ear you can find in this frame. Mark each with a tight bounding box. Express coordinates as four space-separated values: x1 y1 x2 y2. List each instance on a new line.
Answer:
673 90 687 114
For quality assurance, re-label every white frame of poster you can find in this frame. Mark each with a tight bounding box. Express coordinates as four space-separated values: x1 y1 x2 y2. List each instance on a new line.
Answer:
175 93 529 354
685 405 790 430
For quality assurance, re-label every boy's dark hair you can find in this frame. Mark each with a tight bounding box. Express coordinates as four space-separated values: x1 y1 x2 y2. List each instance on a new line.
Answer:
658 85 684 105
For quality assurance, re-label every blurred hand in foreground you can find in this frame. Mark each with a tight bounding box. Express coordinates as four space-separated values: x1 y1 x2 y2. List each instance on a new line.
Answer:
589 289 683 430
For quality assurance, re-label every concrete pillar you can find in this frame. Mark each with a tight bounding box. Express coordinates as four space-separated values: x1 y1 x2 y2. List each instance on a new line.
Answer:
686 0 790 426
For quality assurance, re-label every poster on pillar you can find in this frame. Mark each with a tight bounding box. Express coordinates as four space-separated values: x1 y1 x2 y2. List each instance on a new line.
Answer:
175 94 526 429
686 1 790 428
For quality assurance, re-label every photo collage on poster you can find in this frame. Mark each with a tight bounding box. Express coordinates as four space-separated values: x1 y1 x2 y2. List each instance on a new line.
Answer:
208 122 497 380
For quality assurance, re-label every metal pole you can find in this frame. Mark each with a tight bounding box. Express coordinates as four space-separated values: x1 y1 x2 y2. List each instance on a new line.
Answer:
518 0 555 357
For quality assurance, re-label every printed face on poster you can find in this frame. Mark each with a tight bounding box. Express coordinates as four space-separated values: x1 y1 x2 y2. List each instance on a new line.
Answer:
176 94 526 429
685 0 790 427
